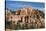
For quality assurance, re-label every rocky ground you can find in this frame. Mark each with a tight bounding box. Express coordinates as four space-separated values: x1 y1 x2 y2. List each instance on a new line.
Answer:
5 7 45 30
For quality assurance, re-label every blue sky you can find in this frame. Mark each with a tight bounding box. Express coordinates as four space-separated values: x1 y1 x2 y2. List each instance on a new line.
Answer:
6 1 45 11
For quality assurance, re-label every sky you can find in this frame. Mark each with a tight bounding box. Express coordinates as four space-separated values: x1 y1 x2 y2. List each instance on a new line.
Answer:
6 1 45 11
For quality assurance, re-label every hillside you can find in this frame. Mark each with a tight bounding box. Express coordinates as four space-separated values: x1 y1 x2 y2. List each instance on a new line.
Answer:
5 7 45 29
15 7 44 18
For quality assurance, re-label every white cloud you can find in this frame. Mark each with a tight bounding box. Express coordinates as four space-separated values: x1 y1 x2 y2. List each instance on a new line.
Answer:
7 0 45 3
